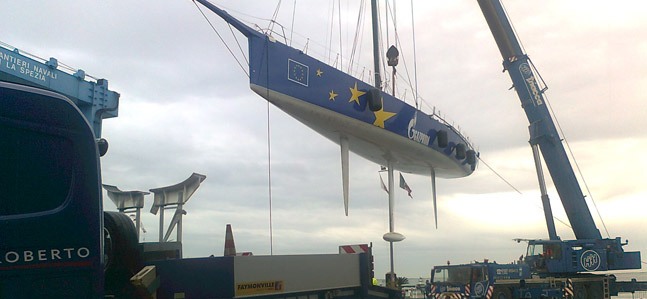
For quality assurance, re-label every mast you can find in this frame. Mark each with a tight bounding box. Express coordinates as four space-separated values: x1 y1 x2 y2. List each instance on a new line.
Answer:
371 0 382 89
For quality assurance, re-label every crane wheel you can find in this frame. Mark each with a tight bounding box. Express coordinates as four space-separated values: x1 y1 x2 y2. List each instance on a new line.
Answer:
104 211 143 297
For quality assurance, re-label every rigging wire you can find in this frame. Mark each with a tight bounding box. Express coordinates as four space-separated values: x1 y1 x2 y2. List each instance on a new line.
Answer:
192 1 249 77
193 0 276 253
269 0 282 33
383 0 394 93
409 0 419 109
541 81 611 238
477 155 572 229
385 0 391 48
347 0 366 74
266 91 274 255
289 0 296 47
326 1 335 65
337 0 343 71
265 1 287 257
381 2 417 107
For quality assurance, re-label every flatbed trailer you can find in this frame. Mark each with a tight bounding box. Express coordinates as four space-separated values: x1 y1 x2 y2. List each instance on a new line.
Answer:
145 253 397 299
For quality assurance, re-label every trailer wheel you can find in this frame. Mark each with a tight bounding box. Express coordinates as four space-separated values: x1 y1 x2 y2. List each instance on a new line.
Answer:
104 211 142 297
493 287 512 299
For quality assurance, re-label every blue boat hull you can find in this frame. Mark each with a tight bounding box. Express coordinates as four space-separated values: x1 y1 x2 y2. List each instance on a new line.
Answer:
247 35 475 177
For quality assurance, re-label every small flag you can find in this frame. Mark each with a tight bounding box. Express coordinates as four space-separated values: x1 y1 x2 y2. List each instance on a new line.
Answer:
287 59 309 86
379 174 389 193
399 173 412 198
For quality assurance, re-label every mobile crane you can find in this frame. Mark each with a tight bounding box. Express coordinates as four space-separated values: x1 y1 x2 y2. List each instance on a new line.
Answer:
477 0 641 275
428 1 644 298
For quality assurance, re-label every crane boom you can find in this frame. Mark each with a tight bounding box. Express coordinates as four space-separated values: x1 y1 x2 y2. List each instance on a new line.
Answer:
477 0 600 240
477 0 641 273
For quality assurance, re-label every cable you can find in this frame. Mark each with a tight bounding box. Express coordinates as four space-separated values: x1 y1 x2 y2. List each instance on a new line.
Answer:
192 1 249 77
267 98 274 256
409 0 419 109
477 154 571 229
347 0 366 74
265 49 274 256
478 156 523 195
289 0 296 47
269 0 282 33
337 0 343 71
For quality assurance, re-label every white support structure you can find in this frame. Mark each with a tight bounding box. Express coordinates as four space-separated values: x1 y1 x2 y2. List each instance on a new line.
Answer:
102 184 149 239
381 163 405 288
149 172 206 257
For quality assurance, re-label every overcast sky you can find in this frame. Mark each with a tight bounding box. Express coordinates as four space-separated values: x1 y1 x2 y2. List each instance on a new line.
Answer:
2 1 646 279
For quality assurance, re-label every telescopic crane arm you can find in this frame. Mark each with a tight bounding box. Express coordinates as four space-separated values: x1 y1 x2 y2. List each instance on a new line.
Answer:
477 0 600 240
477 0 641 273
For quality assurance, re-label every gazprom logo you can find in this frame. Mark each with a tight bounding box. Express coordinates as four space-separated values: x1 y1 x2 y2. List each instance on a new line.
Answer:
580 250 601 271
407 117 430 146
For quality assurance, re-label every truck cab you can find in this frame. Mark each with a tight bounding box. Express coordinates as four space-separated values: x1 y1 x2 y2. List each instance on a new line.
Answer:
430 262 529 299
0 82 105 298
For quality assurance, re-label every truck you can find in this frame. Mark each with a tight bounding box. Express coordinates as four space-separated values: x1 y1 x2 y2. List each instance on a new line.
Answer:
428 1 646 298
0 43 400 298
429 261 623 299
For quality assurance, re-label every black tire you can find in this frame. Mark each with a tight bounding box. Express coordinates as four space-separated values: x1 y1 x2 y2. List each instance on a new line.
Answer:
367 88 382 111
436 130 448 148
104 211 142 298
455 143 466 159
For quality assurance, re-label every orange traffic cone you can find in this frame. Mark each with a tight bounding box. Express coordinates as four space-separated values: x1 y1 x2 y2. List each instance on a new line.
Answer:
224 224 236 256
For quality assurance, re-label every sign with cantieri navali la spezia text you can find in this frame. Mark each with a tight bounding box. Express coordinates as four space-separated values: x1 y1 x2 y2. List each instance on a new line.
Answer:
1 48 59 83
235 280 284 296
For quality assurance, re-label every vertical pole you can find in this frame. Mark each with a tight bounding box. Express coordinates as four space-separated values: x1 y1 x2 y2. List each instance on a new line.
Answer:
431 167 438 229
370 0 382 89
135 207 141 240
532 144 559 240
178 203 183 258
391 67 396 96
387 161 395 285
388 162 395 233
159 206 164 242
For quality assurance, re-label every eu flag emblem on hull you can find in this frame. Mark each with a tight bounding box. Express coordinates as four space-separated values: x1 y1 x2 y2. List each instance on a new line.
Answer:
288 59 309 86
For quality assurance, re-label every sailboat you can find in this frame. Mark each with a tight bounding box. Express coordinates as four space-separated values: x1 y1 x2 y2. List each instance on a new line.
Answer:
193 0 478 219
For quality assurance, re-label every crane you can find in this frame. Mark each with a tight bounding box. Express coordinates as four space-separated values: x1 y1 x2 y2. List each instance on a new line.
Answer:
477 0 641 274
